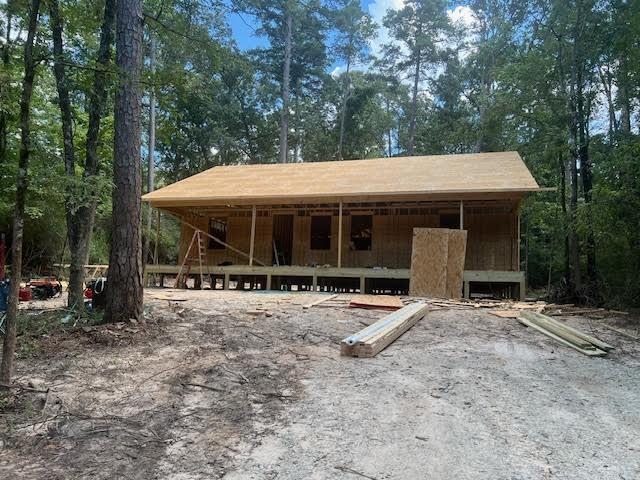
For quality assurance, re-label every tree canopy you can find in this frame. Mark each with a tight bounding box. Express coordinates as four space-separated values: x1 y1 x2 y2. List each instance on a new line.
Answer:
0 0 639 306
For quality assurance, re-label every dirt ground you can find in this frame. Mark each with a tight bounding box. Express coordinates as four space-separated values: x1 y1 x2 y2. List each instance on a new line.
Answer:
1 289 639 480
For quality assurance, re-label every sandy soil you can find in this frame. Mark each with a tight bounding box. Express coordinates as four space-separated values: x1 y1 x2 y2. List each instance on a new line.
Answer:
1 289 639 480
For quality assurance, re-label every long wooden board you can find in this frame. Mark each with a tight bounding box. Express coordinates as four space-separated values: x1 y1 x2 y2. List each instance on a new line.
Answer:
518 317 607 357
521 311 614 351
341 302 428 358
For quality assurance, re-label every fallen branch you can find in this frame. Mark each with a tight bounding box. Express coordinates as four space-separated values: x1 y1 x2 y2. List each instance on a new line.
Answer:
181 382 227 393
0 383 49 394
335 465 378 480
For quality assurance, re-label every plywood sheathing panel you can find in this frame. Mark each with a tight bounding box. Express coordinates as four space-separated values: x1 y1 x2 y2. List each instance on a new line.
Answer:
409 228 450 297
349 294 404 311
144 152 541 206
176 208 514 272
445 230 468 298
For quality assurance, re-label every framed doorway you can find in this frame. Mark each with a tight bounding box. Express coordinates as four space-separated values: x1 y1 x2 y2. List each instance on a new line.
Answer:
272 214 294 265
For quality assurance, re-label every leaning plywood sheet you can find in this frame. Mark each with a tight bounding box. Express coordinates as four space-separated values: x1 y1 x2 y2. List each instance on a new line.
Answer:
445 229 467 298
341 302 428 358
409 228 449 298
349 294 404 311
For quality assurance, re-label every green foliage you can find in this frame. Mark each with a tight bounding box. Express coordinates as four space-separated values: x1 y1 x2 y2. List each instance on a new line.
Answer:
1 0 639 307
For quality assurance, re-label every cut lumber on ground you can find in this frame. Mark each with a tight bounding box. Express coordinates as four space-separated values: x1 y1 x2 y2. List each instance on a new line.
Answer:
349 294 403 311
518 310 612 356
600 324 639 340
303 294 338 309
341 302 428 358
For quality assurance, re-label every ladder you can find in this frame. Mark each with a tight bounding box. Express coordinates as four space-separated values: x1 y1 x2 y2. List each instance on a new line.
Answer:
176 229 207 289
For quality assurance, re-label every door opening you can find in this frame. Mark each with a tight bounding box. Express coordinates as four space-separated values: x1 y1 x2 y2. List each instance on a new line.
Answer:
272 214 294 265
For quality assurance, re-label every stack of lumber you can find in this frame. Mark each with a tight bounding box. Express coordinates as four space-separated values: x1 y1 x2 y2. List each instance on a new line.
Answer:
518 311 614 356
341 302 428 358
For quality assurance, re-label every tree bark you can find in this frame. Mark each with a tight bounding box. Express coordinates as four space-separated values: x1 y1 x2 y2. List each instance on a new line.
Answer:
64 0 115 310
0 0 14 165
49 0 83 311
559 152 570 285
144 30 157 266
337 54 351 160
0 0 40 385
279 8 292 164
104 0 144 323
618 55 631 134
407 48 421 156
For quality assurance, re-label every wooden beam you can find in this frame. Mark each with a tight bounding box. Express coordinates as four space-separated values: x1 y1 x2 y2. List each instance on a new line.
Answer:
249 205 256 266
520 311 614 351
181 218 266 266
459 200 464 229
341 302 428 358
303 294 338 309
337 201 343 268
517 316 607 356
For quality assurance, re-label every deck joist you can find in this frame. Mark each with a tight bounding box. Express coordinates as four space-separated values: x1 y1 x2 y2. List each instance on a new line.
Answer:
144 265 525 299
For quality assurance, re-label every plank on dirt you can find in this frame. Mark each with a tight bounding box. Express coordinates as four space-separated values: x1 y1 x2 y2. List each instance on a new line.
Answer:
521 311 614 351
349 294 404 311
303 294 339 309
341 302 429 358
489 310 520 318
517 317 607 356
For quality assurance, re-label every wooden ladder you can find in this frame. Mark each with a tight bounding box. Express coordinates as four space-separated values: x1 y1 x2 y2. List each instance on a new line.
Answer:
176 229 207 289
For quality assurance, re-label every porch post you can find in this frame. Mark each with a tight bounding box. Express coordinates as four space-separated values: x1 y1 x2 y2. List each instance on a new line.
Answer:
249 205 256 266
337 201 343 268
459 200 464 230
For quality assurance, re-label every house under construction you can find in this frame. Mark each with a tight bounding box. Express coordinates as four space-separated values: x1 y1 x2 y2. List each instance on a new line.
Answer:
143 151 543 298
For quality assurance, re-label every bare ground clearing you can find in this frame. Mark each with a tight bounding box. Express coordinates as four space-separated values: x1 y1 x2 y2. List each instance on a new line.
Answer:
1 290 639 480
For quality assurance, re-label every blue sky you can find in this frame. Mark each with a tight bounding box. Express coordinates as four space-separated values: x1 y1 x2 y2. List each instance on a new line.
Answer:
228 1 378 52
226 0 475 75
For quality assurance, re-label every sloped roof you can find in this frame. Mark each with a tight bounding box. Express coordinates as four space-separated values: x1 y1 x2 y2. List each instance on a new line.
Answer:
143 151 541 206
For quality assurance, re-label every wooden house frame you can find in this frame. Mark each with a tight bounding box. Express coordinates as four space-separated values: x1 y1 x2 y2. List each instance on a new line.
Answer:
143 152 544 298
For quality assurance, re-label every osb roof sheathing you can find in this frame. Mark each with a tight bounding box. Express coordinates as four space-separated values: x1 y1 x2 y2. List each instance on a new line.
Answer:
143 151 541 206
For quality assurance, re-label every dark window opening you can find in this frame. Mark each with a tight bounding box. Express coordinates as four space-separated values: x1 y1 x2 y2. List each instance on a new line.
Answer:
208 218 227 249
310 215 331 250
439 213 460 229
351 215 372 251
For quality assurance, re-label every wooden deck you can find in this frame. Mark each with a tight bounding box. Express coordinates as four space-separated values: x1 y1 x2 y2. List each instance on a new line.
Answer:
144 265 525 300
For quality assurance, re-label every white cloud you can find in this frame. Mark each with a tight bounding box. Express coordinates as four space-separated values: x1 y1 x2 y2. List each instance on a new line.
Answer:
330 66 344 78
367 0 405 59
447 5 477 29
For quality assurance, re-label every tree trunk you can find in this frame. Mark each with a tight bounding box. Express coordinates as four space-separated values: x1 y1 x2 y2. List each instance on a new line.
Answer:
618 56 631 134
578 90 596 286
49 0 84 311
407 49 421 156
279 9 292 164
0 1 13 165
104 0 144 323
559 152 570 285
144 30 157 266
598 66 616 143
0 0 40 385
65 0 115 310
337 55 351 160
